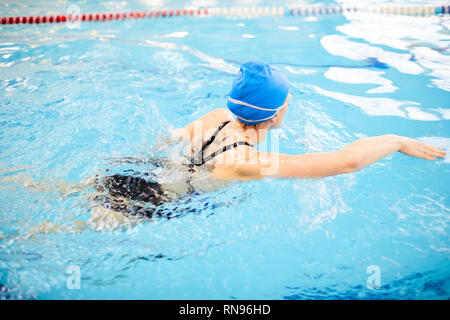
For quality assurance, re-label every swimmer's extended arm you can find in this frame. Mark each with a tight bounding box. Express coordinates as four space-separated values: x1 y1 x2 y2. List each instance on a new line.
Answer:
235 135 446 179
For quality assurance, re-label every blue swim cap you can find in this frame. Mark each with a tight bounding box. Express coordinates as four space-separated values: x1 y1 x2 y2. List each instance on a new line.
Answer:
227 61 289 125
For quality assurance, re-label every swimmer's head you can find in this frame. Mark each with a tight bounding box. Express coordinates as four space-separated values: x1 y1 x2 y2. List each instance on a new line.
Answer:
227 61 290 127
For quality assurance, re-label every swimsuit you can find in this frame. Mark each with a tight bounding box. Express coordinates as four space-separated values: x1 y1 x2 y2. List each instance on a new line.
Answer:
185 120 253 169
184 120 253 193
94 120 254 218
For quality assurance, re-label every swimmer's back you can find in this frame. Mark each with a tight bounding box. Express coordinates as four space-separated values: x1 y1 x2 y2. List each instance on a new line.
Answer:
182 108 257 180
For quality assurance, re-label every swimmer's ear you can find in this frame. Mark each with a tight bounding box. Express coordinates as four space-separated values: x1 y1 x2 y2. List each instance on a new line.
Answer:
270 113 278 122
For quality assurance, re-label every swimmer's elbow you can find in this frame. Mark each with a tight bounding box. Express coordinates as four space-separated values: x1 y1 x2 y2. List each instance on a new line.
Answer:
344 155 360 173
328 153 361 175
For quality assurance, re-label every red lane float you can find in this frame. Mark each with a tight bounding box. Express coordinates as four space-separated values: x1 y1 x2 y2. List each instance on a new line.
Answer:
1 5 448 24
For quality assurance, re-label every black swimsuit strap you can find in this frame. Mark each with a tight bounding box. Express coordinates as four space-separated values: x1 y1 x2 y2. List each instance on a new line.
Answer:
189 140 254 167
188 120 230 166
200 141 254 165
188 120 255 167
199 120 231 155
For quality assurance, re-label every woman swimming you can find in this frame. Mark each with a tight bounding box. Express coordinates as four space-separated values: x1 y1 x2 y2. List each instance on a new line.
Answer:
163 61 446 178
91 61 446 220
4 61 445 228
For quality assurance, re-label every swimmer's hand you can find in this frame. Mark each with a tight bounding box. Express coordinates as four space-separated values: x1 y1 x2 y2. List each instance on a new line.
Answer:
397 136 446 160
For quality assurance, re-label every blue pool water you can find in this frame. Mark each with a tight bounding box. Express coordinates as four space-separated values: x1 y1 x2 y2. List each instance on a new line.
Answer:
0 0 449 299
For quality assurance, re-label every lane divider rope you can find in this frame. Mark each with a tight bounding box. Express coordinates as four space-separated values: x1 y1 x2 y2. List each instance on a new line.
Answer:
1 5 449 25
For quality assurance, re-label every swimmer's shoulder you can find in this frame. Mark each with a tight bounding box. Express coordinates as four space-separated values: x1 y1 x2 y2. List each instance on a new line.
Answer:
199 108 234 127
215 108 234 121
184 108 234 137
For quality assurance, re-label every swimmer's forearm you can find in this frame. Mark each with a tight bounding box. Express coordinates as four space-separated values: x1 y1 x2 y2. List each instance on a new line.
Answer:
342 134 402 171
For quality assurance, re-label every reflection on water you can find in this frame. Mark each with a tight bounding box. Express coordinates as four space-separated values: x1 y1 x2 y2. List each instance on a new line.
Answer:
317 4 449 124
321 34 424 75
333 11 450 92
324 67 397 93
313 85 445 120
